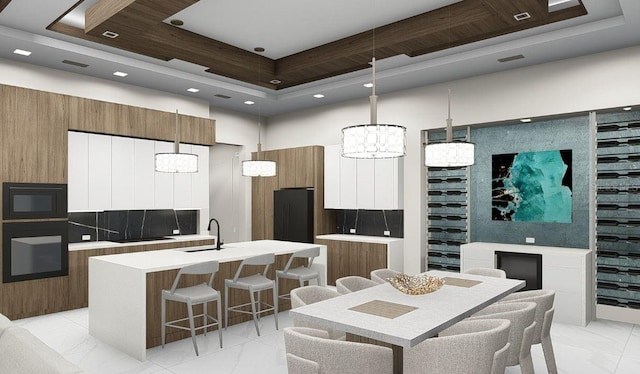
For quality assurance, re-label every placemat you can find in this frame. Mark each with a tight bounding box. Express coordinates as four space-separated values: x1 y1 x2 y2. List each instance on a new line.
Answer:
441 277 482 288
349 300 418 319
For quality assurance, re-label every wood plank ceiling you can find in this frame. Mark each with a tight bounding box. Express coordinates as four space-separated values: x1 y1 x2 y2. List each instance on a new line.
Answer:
46 0 587 90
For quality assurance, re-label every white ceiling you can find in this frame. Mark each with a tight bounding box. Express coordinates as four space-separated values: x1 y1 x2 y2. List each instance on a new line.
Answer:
0 0 638 117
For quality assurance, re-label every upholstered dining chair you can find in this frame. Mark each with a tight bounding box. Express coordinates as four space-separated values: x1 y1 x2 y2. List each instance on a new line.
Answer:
290 286 345 340
403 319 511 374
224 253 278 336
470 301 537 374
370 268 401 284
161 260 222 356
335 276 378 294
499 289 557 374
276 247 321 300
464 267 507 278
284 327 393 374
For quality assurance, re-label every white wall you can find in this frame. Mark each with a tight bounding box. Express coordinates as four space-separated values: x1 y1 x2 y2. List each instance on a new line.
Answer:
266 45 640 275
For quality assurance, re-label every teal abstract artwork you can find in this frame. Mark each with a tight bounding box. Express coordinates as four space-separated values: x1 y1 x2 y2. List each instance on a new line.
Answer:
492 150 572 222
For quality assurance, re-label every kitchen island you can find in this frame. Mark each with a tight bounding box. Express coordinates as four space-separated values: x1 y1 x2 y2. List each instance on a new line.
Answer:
88 240 326 361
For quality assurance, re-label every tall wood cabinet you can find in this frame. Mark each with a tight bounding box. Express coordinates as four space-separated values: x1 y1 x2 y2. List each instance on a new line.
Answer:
251 146 335 241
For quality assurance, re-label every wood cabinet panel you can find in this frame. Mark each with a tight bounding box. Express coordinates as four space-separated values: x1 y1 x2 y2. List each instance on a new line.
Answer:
251 150 279 240
2 87 39 183
318 239 387 285
37 91 69 183
0 277 70 320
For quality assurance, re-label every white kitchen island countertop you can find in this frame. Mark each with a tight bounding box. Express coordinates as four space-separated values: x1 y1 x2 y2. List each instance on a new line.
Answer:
88 240 326 361
316 234 403 245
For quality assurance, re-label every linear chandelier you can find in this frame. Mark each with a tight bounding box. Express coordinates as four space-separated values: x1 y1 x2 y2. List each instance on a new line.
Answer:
341 57 406 158
155 110 198 173
424 90 474 167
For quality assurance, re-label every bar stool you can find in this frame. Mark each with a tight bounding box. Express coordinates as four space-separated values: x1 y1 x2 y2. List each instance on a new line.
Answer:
225 253 278 336
276 247 321 300
161 260 222 356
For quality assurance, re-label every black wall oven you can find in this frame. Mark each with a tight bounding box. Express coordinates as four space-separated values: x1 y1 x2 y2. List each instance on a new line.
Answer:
2 221 69 283
3 183 68 220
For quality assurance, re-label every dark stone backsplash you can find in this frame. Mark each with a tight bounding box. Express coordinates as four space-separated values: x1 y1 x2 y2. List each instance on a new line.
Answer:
69 209 198 243
336 209 403 238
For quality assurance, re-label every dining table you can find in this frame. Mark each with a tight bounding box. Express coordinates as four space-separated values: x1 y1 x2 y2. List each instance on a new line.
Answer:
288 270 525 374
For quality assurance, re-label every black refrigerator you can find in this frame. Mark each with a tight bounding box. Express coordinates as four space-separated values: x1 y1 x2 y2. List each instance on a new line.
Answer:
273 188 314 243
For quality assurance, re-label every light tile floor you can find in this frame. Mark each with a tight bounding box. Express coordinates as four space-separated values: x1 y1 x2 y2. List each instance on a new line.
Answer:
14 308 640 374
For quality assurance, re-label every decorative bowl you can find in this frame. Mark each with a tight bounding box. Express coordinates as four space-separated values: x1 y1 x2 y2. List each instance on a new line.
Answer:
388 273 444 295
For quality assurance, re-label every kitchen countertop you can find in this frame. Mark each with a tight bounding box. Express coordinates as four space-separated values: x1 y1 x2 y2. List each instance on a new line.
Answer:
68 234 216 251
316 234 403 245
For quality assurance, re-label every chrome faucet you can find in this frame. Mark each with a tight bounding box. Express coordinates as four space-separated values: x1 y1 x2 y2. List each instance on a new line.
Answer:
207 218 222 250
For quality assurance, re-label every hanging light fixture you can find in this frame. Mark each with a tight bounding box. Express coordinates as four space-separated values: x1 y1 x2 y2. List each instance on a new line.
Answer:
155 110 198 173
341 28 406 158
242 118 276 177
424 89 475 167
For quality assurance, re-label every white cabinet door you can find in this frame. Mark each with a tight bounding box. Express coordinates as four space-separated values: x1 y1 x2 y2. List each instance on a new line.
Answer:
324 145 341 209
374 158 403 209
340 156 357 209
356 158 375 209
154 141 174 209
68 131 89 211
87 134 112 210
191 145 209 209
111 137 134 210
133 139 155 209
173 144 193 209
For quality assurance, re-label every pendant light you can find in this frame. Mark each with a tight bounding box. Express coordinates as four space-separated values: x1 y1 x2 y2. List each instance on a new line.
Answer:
155 110 198 173
242 117 276 177
424 89 475 167
242 48 276 177
341 30 406 158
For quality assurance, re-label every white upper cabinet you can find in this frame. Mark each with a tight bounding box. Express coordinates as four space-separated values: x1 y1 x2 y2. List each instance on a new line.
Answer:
154 141 174 209
324 144 403 210
87 133 112 210
68 131 89 211
133 139 155 209
191 145 209 209
173 144 193 209
111 137 134 210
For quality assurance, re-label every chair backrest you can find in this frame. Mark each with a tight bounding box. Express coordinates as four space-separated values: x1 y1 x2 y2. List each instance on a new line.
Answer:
170 261 219 292
499 289 555 344
286 353 320 374
405 319 511 374
283 247 320 272
284 327 393 374
336 276 378 294
370 268 400 284
464 267 507 278
232 253 275 281
291 286 339 309
470 301 536 366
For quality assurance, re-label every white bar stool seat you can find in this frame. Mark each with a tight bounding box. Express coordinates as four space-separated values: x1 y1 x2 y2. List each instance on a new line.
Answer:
276 247 321 300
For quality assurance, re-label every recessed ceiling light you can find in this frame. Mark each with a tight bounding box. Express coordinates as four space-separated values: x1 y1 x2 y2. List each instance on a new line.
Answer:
520 118 532 123
170 19 184 26
102 31 119 39
513 12 531 21
363 83 373 88
313 94 325 99
113 71 128 77
254 47 265 53
187 88 200 93
244 101 255 105
623 107 632 111
13 49 31 56
270 79 281 85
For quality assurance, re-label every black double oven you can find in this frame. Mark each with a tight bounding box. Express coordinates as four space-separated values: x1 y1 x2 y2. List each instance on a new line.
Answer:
2 183 68 283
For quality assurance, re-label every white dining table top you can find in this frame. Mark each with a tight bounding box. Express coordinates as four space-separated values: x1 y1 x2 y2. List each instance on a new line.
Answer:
289 270 525 348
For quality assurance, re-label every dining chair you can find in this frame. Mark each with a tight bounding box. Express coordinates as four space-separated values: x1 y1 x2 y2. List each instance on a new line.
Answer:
276 247 321 300
499 289 557 373
290 285 345 340
284 327 393 374
470 301 537 374
464 267 507 278
370 268 400 284
335 276 378 294
224 253 278 336
161 260 222 356
403 318 511 374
